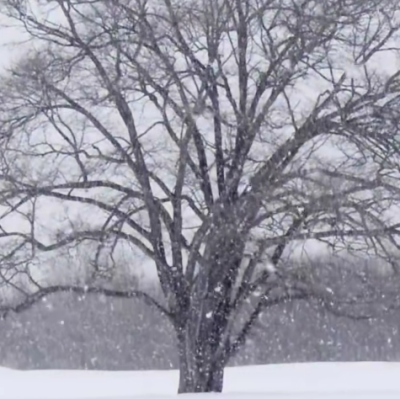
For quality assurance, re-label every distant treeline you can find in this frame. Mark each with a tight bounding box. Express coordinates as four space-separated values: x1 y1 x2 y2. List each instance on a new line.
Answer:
1 255 399 370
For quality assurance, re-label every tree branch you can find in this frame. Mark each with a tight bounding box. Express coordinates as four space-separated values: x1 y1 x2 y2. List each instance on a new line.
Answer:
0 284 172 320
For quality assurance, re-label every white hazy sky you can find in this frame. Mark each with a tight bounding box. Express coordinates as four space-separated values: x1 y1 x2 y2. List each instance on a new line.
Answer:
0 3 399 290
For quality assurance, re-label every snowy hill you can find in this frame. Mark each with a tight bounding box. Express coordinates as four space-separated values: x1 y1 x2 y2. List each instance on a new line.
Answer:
1 362 400 399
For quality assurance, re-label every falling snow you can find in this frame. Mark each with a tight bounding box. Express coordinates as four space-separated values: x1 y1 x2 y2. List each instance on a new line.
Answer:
0 1 399 397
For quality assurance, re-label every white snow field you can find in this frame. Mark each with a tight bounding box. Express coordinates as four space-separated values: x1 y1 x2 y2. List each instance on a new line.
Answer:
1 362 400 399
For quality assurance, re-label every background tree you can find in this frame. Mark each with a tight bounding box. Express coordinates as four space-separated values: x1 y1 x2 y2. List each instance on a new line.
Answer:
1 0 400 393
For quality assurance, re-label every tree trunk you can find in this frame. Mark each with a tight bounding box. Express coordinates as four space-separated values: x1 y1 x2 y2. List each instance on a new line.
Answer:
177 329 225 393
176 228 241 394
177 354 225 393
206 362 224 392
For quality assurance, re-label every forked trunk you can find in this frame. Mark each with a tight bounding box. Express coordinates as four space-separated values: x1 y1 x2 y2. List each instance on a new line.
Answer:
176 228 242 393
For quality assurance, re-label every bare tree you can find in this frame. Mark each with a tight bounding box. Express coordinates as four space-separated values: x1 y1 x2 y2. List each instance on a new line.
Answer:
1 0 400 393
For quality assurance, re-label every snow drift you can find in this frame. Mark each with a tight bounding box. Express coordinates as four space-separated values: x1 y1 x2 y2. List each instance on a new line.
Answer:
1 362 400 399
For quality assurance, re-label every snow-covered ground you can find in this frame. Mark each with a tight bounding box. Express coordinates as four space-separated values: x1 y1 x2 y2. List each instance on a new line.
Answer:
1 362 400 399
